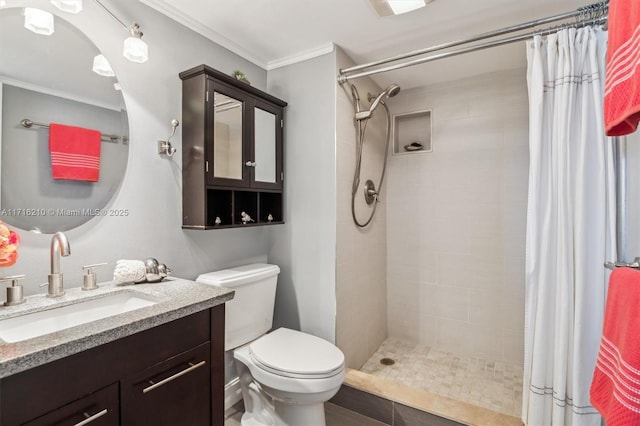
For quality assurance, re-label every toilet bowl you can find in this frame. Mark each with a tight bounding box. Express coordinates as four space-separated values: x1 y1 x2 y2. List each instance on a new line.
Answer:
196 264 345 426
234 328 345 426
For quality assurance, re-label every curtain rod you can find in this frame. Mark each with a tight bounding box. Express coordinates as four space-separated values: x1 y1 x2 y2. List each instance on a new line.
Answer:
338 1 608 83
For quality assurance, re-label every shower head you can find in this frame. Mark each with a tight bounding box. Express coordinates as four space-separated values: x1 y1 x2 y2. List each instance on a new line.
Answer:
382 83 401 98
369 83 400 112
356 83 401 121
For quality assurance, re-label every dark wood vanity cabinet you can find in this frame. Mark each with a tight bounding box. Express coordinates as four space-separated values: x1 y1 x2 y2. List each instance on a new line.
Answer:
179 65 287 229
0 305 225 426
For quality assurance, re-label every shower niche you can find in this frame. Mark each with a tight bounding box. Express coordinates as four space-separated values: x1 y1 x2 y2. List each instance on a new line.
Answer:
180 65 287 229
392 110 432 155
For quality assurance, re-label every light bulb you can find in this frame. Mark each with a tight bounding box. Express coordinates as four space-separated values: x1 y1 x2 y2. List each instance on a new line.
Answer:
24 8 54 36
123 36 148 63
92 54 115 77
387 0 426 15
50 0 82 14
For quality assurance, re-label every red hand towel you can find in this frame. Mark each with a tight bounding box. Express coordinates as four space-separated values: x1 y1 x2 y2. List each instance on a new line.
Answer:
604 0 640 136
590 268 640 424
49 123 101 182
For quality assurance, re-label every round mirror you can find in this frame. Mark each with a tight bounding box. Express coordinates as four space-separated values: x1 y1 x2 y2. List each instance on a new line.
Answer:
0 7 129 233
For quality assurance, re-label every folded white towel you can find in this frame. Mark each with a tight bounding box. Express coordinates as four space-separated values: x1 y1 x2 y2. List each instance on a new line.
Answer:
113 259 146 283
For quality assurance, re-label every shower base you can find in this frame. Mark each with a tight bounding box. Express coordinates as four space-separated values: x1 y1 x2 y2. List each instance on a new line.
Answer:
361 338 523 418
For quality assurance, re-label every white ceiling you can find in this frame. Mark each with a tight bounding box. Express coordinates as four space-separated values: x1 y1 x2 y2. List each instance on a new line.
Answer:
141 0 594 90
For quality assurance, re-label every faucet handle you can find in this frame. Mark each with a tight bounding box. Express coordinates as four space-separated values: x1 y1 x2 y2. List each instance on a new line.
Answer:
0 275 26 306
82 263 108 291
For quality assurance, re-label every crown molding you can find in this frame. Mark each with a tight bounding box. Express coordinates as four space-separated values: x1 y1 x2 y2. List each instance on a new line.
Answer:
139 0 269 69
140 1 336 72
267 43 335 70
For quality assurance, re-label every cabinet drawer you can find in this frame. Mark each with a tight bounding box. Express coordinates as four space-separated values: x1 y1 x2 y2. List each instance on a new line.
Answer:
121 342 211 426
24 383 119 426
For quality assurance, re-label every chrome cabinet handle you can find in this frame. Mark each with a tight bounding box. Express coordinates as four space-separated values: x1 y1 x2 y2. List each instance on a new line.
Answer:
73 409 108 426
244 161 256 167
142 360 206 394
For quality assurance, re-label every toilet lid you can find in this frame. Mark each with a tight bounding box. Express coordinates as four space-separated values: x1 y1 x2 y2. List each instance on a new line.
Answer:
249 328 344 378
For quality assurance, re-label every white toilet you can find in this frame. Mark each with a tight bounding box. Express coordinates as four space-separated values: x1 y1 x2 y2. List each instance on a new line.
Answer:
197 263 345 426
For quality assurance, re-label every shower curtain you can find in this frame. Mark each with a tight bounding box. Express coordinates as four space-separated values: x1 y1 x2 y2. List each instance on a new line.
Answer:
522 27 616 425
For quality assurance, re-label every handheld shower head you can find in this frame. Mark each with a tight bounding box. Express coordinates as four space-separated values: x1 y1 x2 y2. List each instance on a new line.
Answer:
356 83 401 121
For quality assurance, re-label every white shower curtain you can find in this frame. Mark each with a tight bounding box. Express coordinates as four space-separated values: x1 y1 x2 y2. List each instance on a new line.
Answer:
522 27 617 426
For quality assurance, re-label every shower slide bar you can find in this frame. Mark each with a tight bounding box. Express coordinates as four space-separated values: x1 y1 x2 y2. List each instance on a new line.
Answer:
337 1 608 83
20 118 128 144
606 136 632 272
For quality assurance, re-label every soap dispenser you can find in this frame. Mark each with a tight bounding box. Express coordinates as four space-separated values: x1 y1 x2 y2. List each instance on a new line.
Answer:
82 263 108 291
0 274 26 306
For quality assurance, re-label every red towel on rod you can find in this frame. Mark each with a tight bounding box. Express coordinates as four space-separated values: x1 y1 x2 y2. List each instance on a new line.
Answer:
590 267 640 424
49 123 101 182
604 0 640 136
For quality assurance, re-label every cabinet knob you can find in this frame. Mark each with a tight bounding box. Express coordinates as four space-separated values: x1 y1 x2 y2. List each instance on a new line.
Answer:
244 161 256 167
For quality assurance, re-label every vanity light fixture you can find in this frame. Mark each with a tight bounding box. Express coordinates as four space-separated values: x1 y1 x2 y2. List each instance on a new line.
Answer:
369 0 433 17
94 0 149 63
123 24 148 63
24 8 55 35
92 54 115 77
50 0 83 14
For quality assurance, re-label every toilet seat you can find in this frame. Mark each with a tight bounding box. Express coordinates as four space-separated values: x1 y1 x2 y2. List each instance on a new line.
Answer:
235 349 345 396
249 328 345 379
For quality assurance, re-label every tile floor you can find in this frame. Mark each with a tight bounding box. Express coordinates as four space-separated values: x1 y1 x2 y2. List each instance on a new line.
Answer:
360 338 524 417
225 401 386 426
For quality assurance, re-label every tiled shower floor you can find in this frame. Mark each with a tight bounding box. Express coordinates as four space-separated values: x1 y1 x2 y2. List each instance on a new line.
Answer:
360 338 524 418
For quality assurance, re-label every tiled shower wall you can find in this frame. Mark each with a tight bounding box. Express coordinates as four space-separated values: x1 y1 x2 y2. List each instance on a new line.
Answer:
386 69 529 365
335 47 388 369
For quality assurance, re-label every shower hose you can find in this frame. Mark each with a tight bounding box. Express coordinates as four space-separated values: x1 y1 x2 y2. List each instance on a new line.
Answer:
351 102 392 228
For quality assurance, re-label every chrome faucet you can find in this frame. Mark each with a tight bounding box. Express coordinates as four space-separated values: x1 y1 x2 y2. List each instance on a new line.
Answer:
47 231 70 297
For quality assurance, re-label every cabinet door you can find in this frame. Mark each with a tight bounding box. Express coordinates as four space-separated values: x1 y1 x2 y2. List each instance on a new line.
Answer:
207 80 251 188
252 99 283 191
121 343 211 426
24 383 119 426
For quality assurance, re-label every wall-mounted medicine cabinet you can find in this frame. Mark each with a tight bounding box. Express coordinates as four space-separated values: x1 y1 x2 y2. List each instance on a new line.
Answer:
392 110 432 156
179 65 287 229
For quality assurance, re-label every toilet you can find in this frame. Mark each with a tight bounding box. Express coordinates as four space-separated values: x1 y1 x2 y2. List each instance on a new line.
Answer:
196 263 345 426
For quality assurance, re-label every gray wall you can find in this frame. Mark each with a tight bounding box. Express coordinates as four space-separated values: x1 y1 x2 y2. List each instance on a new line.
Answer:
267 51 338 343
3 0 271 293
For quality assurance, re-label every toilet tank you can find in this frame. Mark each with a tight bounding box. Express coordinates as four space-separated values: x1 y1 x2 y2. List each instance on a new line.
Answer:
196 263 279 351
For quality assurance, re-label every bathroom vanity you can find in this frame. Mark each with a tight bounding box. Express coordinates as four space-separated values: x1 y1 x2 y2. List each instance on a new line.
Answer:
0 279 233 426
180 65 287 229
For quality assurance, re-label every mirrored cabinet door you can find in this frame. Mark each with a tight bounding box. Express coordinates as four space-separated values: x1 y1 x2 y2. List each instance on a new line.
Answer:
213 91 244 182
254 107 276 184
251 99 283 191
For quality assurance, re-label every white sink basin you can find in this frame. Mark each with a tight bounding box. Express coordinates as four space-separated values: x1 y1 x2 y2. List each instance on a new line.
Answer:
0 291 158 343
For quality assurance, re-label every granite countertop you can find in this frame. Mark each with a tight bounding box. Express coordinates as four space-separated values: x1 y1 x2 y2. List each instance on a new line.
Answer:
0 278 234 378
